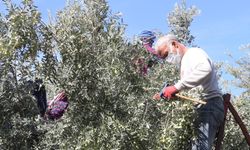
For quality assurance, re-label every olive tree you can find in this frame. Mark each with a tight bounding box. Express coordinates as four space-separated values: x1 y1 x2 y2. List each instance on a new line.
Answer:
0 0 54 149
222 46 250 150
2 0 248 149
36 0 200 149
167 0 200 46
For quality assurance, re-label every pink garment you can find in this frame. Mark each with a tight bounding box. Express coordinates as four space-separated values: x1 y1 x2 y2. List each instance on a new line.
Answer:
47 92 68 120
143 43 161 58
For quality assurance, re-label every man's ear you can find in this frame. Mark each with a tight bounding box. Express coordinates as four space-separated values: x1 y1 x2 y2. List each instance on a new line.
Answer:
171 41 178 48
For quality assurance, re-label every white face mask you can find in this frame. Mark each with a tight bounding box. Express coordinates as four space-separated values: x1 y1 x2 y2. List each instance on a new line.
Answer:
166 46 182 65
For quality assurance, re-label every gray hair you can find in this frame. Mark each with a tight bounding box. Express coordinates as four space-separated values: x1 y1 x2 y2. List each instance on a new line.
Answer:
155 34 177 50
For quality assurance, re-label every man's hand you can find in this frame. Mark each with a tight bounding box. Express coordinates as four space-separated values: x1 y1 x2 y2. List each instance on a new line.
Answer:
153 93 161 101
161 85 178 100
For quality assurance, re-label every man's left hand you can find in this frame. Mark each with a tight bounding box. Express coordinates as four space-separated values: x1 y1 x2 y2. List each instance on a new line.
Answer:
153 93 161 101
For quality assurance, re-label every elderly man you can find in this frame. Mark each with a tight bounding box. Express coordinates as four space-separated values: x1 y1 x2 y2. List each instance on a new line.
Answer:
153 34 224 150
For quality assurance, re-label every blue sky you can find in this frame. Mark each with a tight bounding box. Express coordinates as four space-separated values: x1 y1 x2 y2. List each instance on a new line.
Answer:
1 0 249 61
1 0 249 95
107 0 250 62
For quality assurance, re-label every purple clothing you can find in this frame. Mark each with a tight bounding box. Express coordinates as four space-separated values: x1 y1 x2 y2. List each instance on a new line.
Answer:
143 43 161 58
47 92 68 120
47 100 68 120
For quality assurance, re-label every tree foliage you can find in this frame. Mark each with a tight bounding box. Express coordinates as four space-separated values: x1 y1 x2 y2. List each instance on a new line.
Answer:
0 0 249 150
0 0 50 149
167 0 200 46
222 46 250 150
